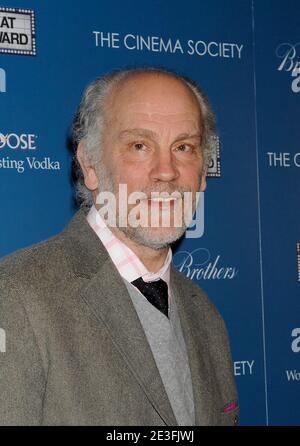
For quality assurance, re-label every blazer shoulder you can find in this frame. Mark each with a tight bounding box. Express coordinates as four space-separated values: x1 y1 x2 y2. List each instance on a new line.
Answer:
0 230 68 295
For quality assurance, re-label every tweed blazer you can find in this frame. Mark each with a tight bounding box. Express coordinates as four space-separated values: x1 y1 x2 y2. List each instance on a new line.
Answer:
0 210 238 426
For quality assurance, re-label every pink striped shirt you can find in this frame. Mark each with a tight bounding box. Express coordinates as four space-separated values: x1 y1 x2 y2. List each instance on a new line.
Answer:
86 205 172 288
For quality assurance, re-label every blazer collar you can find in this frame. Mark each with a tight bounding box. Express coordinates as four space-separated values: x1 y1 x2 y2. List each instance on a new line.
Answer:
61 209 109 278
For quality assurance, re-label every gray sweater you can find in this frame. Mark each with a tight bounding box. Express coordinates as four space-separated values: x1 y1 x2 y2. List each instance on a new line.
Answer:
124 279 195 425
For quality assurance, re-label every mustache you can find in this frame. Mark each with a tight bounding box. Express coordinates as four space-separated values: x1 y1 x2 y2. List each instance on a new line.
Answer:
96 165 198 198
129 185 193 198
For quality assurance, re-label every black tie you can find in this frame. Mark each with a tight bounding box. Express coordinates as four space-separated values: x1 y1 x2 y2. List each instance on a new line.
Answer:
131 277 169 318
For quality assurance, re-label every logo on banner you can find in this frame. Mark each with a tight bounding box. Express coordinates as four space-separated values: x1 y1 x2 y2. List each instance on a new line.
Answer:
173 248 238 280
0 132 37 149
234 360 255 376
93 31 244 60
286 369 300 381
0 7 36 55
0 67 5 92
267 151 300 168
276 42 300 93
0 131 61 173
207 136 221 178
297 243 300 282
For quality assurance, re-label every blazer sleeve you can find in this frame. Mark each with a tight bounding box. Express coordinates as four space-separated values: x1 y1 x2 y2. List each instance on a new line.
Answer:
0 280 46 425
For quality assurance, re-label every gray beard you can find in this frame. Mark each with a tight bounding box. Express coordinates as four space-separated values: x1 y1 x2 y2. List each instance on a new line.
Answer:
95 162 192 250
119 224 187 250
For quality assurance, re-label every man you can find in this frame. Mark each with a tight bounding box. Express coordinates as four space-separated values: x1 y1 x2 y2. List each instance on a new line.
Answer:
0 68 238 426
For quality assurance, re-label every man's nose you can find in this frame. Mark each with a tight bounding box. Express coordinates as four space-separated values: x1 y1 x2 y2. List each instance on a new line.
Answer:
149 151 180 183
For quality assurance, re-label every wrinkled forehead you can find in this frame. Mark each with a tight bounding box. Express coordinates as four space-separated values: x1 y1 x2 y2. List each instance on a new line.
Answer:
122 100 199 117
114 109 201 139
105 73 202 126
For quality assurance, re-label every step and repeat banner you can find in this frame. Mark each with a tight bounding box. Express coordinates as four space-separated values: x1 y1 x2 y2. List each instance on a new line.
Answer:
0 0 299 426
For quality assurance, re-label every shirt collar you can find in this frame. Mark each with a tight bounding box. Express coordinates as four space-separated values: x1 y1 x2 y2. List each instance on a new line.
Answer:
86 205 172 285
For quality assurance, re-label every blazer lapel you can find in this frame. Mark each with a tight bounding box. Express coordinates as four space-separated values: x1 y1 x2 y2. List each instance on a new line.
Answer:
170 267 219 426
62 211 177 426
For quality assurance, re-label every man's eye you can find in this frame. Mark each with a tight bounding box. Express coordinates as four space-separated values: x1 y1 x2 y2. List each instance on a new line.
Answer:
133 142 146 151
177 144 192 152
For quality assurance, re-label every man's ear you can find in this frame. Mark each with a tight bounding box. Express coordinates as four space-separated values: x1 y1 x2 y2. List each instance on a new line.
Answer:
76 142 99 191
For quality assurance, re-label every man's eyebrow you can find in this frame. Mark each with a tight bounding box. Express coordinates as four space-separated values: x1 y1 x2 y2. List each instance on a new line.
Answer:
118 128 158 140
173 133 202 142
118 129 201 142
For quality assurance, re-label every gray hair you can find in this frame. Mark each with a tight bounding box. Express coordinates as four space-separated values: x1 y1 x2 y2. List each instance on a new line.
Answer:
71 67 217 211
